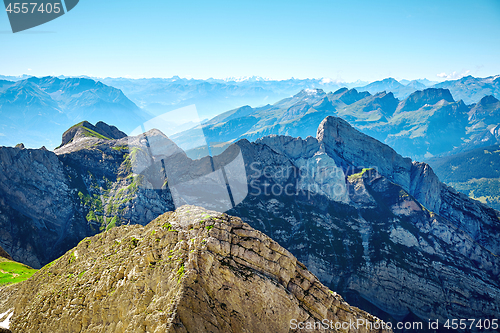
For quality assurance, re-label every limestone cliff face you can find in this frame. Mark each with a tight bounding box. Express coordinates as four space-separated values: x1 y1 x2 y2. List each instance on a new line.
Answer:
222 116 500 326
0 206 389 333
0 126 175 268
316 117 412 190
396 88 455 113
316 116 500 256
2 116 500 328
0 146 82 268
409 162 500 256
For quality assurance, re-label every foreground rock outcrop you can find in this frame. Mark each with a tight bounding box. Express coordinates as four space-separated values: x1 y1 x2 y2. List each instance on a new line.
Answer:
0 206 389 333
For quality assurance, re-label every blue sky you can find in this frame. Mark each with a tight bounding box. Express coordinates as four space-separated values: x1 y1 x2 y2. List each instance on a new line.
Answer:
1 0 499 82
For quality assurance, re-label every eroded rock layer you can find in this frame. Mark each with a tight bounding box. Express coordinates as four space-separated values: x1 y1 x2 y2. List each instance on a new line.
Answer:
0 206 389 333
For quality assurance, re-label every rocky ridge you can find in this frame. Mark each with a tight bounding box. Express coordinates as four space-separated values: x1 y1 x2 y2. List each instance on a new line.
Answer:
1 116 500 328
0 206 389 333
59 120 127 148
172 86 499 160
219 117 500 326
0 125 175 268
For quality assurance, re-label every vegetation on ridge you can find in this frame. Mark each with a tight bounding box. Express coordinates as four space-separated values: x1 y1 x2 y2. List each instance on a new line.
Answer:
0 257 37 286
347 168 374 181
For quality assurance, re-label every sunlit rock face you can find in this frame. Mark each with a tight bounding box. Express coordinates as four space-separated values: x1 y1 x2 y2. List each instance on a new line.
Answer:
2 116 499 328
0 206 389 333
225 116 500 326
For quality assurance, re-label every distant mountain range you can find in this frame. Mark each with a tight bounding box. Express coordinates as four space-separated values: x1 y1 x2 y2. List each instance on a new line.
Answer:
172 86 500 161
0 74 32 82
98 76 350 119
2 74 499 153
434 75 500 104
0 77 148 149
97 74 498 120
355 75 500 102
354 77 428 99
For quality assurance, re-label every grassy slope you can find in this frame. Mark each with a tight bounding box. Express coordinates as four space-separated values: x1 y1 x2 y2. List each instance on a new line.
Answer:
0 258 38 286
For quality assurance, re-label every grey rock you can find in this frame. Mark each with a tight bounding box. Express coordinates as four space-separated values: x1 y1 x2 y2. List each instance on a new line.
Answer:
0 244 12 260
222 116 500 326
2 115 500 328
396 88 455 113
316 116 412 189
0 130 176 268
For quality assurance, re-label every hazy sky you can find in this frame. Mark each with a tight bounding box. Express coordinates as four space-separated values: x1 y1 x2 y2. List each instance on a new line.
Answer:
1 0 499 82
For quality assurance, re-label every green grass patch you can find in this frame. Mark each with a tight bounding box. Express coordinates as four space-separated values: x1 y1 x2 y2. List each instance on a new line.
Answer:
106 216 117 231
130 237 140 248
0 258 38 286
177 263 185 282
68 252 77 264
162 223 177 232
348 168 374 181
112 145 129 152
82 127 111 140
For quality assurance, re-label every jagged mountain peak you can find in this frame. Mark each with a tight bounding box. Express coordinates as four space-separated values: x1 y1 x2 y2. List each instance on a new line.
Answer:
405 80 427 90
316 116 412 188
355 78 404 94
58 121 127 149
26 75 104 87
332 87 348 95
23 76 109 98
342 91 400 118
94 121 128 139
9 79 42 92
293 88 326 98
478 94 499 106
380 77 400 83
367 77 402 86
468 94 500 124
1 80 60 111
397 88 455 112
457 75 476 83
272 88 327 109
327 88 371 105
0 206 388 333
